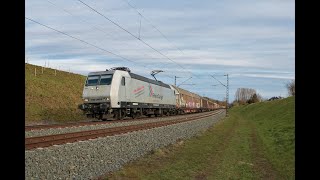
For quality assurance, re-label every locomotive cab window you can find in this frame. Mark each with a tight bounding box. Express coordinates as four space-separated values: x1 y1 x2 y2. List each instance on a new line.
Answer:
85 75 100 86
99 74 113 85
121 77 125 86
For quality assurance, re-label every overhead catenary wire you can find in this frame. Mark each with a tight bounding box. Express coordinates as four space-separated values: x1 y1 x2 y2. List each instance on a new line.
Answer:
73 0 225 87
43 0 174 79
27 2 226 100
210 75 227 87
122 0 226 83
77 0 198 78
45 0 198 80
123 0 185 55
26 17 152 72
44 0 156 62
25 17 174 80
122 0 187 74
26 17 136 63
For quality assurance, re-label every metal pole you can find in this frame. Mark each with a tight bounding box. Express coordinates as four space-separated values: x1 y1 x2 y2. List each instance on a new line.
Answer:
175 76 176 86
226 74 229 116
138 14 142 39
174 76 181 86
210 74 229 116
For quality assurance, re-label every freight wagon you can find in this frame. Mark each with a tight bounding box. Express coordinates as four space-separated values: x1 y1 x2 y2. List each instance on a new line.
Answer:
170 85 212 113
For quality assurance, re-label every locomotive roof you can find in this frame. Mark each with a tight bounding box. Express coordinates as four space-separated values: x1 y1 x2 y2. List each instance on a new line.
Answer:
88 71 115 75
87 70 171 88
129 72 170 88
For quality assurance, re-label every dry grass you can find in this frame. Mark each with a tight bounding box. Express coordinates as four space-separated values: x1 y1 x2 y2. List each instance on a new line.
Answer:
25 63 88 124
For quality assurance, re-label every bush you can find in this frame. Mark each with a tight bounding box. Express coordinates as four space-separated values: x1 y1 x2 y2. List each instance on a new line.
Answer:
247 93 259 104
286 80 295 96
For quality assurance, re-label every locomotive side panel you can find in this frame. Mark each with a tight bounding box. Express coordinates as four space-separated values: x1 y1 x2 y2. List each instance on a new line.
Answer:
126 77 175 107
110 71 175 108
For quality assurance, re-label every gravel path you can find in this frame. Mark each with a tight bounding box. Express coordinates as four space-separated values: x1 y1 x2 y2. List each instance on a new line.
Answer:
25 110 225 180
25 111 216 138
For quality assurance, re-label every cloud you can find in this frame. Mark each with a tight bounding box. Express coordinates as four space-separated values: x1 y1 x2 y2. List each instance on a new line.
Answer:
25 0 295 102
231 73 294 80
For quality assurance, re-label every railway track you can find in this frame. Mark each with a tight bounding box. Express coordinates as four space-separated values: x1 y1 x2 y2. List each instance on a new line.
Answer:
25 111 218 131
25 110 224 150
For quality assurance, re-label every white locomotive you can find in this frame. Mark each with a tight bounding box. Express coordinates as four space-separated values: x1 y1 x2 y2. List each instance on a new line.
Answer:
79 67 176 120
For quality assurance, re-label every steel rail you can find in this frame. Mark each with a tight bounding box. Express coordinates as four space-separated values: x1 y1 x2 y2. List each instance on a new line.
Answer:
25 110 221 131
25 110 224 150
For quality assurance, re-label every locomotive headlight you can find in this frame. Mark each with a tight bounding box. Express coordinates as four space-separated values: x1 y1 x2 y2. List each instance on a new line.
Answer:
84 98 89 102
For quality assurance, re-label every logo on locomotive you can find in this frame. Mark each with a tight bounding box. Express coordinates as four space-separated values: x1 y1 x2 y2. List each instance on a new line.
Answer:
148 84 163 100
133 86 145 98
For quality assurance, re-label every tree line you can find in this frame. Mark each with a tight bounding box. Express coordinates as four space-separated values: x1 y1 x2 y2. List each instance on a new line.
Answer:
234 88 262 105
231 79 295 107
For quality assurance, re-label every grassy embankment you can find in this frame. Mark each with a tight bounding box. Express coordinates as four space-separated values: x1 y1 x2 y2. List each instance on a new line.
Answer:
25 63 87 124
106 97 295 179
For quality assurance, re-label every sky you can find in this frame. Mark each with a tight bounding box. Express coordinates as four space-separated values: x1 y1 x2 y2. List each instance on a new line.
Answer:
25 0 295 102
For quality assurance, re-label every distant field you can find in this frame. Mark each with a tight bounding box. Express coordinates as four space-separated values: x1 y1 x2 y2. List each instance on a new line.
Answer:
25 63 88 124
106 97 295 179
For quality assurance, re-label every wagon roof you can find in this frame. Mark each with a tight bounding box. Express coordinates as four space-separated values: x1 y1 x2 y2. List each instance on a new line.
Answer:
171 85 201 98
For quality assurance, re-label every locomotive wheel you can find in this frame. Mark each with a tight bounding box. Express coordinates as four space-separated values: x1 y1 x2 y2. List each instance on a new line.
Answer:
115 111 125 120
131 113 137 119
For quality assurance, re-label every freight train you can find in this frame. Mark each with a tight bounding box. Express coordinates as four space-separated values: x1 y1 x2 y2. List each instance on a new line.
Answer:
78 67 220 120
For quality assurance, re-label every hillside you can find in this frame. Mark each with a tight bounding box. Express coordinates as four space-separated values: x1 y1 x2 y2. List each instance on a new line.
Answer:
25 63 88 124
106 97 295 179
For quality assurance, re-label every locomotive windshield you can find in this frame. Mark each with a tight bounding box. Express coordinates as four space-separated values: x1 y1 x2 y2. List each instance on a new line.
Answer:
85 74 113 86
86 75 100 86
99 75 113 85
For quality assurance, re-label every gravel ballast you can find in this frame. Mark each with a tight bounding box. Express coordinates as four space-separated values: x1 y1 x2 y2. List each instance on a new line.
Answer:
25 110 225 179
25 111 215 138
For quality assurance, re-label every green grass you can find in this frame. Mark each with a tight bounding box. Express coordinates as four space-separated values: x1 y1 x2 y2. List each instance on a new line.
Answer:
25 63 88 124
105 97 295 180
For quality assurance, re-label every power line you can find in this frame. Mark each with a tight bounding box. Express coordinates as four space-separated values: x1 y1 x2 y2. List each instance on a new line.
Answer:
77 0 197 78
123 0 185 55
26 17 136 64
25 17 174 80
210 75 226 87
44 0 159 64
124 0 230 87
123 0 224 81
43 0 174 79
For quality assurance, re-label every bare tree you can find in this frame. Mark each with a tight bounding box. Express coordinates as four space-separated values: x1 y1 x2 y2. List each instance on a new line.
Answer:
286 80 295 96
234 88 257 104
